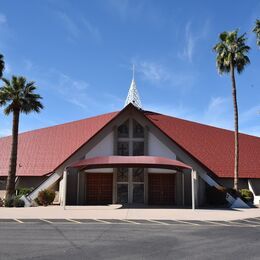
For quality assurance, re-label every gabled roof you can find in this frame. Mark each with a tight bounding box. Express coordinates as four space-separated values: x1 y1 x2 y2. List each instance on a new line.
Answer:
0 104 259 178
144 111 260 178
0 112 117 176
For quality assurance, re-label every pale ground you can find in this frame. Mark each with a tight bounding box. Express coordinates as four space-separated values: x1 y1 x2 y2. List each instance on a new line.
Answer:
1 205 260 220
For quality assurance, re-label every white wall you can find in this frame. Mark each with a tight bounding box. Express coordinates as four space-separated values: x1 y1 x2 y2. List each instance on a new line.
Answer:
85 132 114 159
84 132 114 173
147 132 177 173
148 132 176 159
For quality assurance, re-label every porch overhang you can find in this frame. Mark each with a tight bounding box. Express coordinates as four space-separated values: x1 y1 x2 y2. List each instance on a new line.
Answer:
69 155 192 172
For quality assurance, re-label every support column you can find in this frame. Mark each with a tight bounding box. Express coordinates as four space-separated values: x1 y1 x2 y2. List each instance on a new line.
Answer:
63 168 67 210
191 169 195 210
182 172 185 206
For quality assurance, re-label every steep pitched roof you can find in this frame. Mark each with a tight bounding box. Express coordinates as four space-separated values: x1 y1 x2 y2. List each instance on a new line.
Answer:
0 112 117 176
144 111 260 178
0 105 259 178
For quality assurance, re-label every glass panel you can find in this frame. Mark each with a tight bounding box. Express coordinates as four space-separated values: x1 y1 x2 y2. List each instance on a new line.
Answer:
133 184 144 203
117 142 129 155
118 120 129 138
133 168 144 182
133 120 144 138
117 168 128 182
117 184 128 203
133 142 144 156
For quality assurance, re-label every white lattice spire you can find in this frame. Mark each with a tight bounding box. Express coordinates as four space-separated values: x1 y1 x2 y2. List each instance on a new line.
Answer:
124 65 142 109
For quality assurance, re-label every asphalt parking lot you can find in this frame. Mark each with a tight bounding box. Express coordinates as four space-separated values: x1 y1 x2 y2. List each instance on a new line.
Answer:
1 217 260 226
0 218 260 260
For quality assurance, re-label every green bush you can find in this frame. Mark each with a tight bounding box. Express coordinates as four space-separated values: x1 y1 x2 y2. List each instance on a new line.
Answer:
37 189 55 206
4 195 25 207
0 198 4 207
17 187 33 196
13 197 25 207
4 196 14 207
239 189 254 203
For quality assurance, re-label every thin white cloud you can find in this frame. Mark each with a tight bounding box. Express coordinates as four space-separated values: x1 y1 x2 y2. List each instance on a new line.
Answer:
56 11 101 42
107 0 145 21
178 22 194 63
0 14 6 25
240 104 260 123
138 61 169 83
57 11 80 38
178 20 210 63
82 18 102 42
134 59 196 88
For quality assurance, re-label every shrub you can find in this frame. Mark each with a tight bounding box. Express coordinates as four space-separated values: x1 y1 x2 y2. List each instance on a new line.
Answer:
17 187 33 196
37 189 55 206
4 195 25 207
0 198 3 207
13 197 25 207
239 189 254 203
4 196 14 207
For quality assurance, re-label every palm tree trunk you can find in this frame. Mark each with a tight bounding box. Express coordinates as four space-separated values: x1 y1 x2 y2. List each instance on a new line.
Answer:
230 63 239 191
5 109 20 200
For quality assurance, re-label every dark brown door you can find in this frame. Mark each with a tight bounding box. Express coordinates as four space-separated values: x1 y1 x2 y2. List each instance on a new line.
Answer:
86 173 113 205
149 174 175 205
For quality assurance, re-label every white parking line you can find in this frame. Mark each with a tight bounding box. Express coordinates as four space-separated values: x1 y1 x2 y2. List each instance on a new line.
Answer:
14 219 23 223
147 220 170 225
173 220 200 226
203 221 229 226
40 219 53 224
67 219 81 224
121 219 140 224
228 220 256 227
95 219 111 224
240 219 260 225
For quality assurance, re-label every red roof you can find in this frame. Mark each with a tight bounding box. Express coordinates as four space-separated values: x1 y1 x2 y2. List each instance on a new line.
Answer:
0 112 117 176
70 156 192 171
0 105 259 178
145 112 260 178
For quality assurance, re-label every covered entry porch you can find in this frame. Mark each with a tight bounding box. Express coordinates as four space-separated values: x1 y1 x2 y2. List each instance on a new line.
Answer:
63 156 196 209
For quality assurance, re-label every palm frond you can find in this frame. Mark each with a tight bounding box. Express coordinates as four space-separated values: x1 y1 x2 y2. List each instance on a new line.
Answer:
213 29 250 74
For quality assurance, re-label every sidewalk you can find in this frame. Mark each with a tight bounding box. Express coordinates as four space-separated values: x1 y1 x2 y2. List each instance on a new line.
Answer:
1 205 260 221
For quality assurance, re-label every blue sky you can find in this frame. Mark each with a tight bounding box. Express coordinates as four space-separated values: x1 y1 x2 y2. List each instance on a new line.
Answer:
0 0 259 137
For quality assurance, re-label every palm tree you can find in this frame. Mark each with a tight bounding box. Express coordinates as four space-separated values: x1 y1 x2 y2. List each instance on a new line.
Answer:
213 30 250 191
0 76 43 200
253 19 260 46
0 53 4 78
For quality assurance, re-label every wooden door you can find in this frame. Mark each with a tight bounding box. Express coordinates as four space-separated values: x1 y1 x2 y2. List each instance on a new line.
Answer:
148 174 175 205
86 173 113 205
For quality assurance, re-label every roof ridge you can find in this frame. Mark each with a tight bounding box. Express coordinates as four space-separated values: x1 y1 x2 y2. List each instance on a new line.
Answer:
145 111 260 139
0 111 119 140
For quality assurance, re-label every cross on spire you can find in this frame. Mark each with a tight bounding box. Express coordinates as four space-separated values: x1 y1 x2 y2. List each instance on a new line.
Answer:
124 64 142 109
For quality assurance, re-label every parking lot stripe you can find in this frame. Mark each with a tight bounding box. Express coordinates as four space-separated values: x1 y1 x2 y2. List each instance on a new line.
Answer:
67 219 81 224
14 219 23 223
40 219 53 224
240 219 260 225
203 221 229 226
95 219 111 224
173 220 200 226
229 220 256 227
147 220 170 225
121 219 140 224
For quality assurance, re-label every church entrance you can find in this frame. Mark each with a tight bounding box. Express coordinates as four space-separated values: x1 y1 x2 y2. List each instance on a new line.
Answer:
86 173 113 205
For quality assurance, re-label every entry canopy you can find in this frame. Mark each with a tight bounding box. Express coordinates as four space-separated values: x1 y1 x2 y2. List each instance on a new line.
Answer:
69 156 192 172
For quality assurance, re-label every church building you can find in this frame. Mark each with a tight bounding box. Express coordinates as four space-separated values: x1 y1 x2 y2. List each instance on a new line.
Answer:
0 73 260 208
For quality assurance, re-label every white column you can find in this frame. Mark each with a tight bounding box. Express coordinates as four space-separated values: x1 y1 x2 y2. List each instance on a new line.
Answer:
63 168 68 210
191 169 195 210
182 172 185 206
